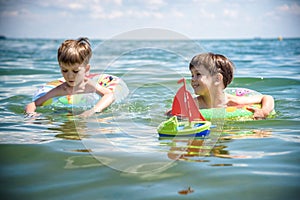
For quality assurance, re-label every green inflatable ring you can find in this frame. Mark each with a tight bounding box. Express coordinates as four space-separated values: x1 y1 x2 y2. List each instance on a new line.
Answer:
199 88 275 121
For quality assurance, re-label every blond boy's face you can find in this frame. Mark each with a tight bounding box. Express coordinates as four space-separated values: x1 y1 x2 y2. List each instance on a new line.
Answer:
60 63 89 87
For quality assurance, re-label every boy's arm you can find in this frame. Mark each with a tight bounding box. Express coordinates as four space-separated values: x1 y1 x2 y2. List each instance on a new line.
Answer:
246 95 275 119
24 86 63 114
227 94 275 119
94 86 115 113
227 94 263 105
25 102 38 114
79 83 115 117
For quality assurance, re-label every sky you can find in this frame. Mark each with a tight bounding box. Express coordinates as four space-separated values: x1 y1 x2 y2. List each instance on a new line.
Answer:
0 0 299 39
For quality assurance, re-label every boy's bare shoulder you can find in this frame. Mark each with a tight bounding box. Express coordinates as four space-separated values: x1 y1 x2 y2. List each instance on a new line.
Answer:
54 82 71 95
80 78 101 94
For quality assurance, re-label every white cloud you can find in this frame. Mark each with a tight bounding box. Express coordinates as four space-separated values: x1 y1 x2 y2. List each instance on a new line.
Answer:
67 3 84 10
89 4 104 18
265 2 300 19
36 0 121 11
144 0 166 8
199 8 215 19
223 9 238 18
126 10 164 19
107 10 123 19
112 0 122 6
1 10 18 17
1 8 32 18
278 3 300 15
1 0 299 39
192 0 221 4
152 12 164 19
171 10 184 18
90 8 165 20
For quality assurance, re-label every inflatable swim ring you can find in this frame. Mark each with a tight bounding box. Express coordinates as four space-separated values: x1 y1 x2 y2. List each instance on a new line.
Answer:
32 73 129 108
199 88 275 121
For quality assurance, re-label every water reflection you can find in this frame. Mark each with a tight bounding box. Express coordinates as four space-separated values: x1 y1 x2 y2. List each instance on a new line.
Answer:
48 113 115 140
50 119 88 140
162 129 272 162
164 138 228 162
221 129 272 140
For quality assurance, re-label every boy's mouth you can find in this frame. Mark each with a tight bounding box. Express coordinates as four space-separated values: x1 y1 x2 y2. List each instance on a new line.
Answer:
67 80 75 86
192 84 199 89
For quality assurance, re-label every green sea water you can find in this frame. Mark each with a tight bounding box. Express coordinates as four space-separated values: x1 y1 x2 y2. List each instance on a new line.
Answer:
0 38 300 199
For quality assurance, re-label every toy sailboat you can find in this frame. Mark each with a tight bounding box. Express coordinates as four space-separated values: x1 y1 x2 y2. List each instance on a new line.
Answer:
157 78 211 137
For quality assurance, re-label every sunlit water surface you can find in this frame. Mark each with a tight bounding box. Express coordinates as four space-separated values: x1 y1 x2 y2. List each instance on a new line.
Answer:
0 38 299 199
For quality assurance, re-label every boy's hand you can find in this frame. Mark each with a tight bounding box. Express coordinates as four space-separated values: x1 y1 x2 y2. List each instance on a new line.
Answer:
24 112 40 118
25 102 38 117
246 106 267 120
78 109 95 118
165 109 173 117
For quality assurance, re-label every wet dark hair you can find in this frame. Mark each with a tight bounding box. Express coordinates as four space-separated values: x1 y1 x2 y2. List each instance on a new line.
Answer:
57 37 92 66
189 52 235 88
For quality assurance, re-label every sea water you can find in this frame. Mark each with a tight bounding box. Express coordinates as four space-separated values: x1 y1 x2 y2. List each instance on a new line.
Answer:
0 38 299 199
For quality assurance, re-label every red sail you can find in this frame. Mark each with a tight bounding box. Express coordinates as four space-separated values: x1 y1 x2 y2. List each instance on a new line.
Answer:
171 85 188 117
171 78 205 121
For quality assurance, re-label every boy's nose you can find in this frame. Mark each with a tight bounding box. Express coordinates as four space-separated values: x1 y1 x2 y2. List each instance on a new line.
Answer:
67 72 75 79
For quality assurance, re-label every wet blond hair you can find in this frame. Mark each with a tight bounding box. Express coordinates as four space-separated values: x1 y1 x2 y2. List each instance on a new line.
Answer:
57 37 92 67
189 52 235 88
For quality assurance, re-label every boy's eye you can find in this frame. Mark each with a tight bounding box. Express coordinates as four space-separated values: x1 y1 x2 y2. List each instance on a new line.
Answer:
73 70 79 73
62 69 68 73
191 73 201 78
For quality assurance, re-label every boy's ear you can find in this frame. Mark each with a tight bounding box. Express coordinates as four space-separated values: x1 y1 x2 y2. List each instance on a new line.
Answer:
85 64 90 75
214 73 223 86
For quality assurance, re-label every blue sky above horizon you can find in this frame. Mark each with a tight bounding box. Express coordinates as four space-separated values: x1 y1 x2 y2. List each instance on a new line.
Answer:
0 0 299 39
